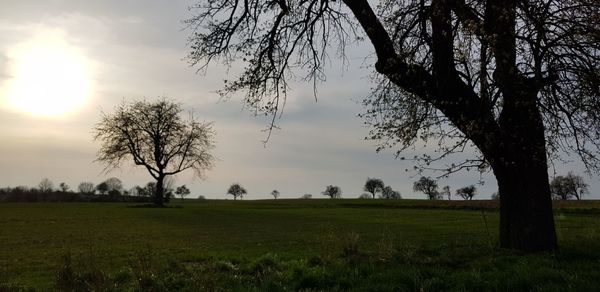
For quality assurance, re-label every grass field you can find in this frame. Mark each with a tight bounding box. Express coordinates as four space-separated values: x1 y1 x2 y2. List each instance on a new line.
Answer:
1 199 600 291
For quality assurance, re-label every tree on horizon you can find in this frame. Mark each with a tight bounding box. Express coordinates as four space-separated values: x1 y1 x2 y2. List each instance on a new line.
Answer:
227 183 247 200
364 178 385 199
94 98 216 206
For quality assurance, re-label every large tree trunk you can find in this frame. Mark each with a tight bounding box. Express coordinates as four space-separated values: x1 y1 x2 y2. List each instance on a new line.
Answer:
490 90 558 252
493 156 557 251
154 176 165 206
342 0 558 252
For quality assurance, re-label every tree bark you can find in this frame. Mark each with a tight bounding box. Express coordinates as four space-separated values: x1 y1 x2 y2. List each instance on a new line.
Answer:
154 175 165 206
343 0 558 252
493 155 557 251
490 88 558 252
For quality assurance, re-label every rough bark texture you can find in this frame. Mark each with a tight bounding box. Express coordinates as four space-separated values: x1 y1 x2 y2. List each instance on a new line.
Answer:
344 0 558 251
492 91 558 251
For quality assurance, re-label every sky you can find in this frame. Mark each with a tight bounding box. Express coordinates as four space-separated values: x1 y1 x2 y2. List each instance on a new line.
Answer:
0 0 597 200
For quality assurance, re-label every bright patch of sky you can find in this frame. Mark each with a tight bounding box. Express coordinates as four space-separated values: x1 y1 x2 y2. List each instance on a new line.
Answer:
0 0 597 199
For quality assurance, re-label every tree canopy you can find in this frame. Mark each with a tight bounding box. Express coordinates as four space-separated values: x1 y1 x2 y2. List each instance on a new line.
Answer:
364 178 385 199
550 172 588 200
227 183 247 200
413 177 440 200
456 185 478 200
186 0 599 251
322 185 343 199
94 99 215 205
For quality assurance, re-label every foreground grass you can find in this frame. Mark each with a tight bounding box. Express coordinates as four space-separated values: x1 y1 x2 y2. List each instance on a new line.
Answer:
1 199 599 291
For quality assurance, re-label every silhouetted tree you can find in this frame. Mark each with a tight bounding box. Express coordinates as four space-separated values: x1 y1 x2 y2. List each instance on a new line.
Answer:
227 183 246 200
322 185 342 199
78 182 95 194
456 185 477 200
95 182 109 195
364 178 385 199
94 99 216 206
271 189 280 199
38 178 53 193
59 182 70 192
186 0 600 252
413 177 440 200
175 185 191 200
381 186 402 199
441 186 451 200
144 182 157 198
550 172 588 200
104 177 123 194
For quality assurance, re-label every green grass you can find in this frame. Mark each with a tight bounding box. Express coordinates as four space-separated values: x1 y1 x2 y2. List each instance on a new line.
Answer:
1 199 599 291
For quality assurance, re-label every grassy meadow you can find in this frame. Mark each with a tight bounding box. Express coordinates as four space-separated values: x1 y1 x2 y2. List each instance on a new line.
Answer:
1 199 600 291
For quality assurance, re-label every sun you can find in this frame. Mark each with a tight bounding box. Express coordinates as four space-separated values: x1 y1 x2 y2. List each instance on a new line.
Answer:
2 32 92 117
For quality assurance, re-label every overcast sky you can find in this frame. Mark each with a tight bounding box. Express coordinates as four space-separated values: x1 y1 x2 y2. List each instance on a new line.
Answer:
0 0 597 199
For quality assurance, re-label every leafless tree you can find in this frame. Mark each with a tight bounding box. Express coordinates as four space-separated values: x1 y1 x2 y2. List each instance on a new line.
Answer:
176 185 191 200
59 182 70 192
456 185 477 200
227 183 247 200
271 189 280 199
322 185 342 198
550 172 588 200
38 178 53 193
78 182 95 195
364 178 385 199
413 176 440 200
94 98 216 206
381 185 402 199
186 0 599 251
441 186 451 200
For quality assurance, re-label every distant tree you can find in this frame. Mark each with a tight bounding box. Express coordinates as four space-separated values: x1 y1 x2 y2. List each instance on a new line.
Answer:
227 183 247 200
94 98 216 206
59 182 70 192
441 186 451 200
322 185 342 199
130 186 143 197
301 194 312 199
413 177 440 200
95 182 109 195
104 177 123 193
271 189 280 199
78 182 95 194
175 185 191 200
566 173 588 201
359 193 372 199
13 186 29 194
550 172 588 200
38 178 54 193
144 182 157 197
197 195 206 200
364 178 385 199
456 185 478 200
97 177 123 198
381 186 401 199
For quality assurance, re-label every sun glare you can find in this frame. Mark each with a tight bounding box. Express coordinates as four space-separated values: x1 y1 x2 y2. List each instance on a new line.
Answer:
2 32 92 117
